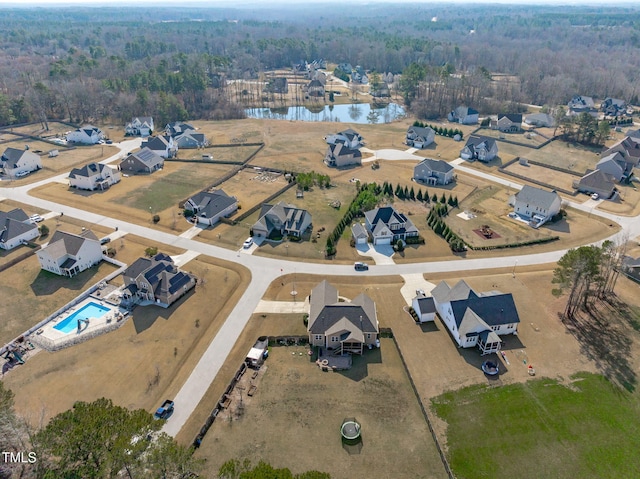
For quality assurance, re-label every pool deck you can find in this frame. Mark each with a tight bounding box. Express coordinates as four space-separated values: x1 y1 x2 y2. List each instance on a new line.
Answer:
33 291 128 350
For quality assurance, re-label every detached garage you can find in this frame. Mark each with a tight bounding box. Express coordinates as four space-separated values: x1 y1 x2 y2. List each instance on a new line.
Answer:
412 294 436 323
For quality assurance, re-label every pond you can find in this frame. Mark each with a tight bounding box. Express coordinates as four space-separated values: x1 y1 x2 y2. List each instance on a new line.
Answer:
244 102 405 124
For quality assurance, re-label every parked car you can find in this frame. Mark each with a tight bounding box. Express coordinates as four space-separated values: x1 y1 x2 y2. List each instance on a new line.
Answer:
100 237 111 245
14 171 29 178
154 399 174 420
243 237 254 249
354 262 369 271
591 193 599 200
29 214 44 223
105 139 113 144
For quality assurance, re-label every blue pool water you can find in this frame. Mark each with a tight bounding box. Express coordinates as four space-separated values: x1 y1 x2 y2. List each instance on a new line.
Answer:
53 302 111 334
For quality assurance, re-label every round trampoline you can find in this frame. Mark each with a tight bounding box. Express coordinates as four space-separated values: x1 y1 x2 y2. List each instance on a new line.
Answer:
481 360 499 376
341 418 361 441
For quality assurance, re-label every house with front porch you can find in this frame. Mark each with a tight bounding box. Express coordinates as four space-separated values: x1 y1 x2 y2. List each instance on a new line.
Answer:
184 189 238 226
1 147 42 178
0 208 39 250
66 125 105 145
68 162 121 191
252 201 312 240
492 113 522 133
364 206 419 246
36 229 102 277
413 158 454 185
308 280 379 355
460 136 498 162
406 126 435 149
512 185 561 227
431 280 520 355
125 117 154 136
122 252 196 308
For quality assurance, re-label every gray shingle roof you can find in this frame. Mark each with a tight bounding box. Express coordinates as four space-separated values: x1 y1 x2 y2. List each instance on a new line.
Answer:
0 208 37 244
416 158 453 174
44 229 99 259
188 189 237 220
1 147 29 168
69 162 109 179
515 185 560 210
364 206 418 237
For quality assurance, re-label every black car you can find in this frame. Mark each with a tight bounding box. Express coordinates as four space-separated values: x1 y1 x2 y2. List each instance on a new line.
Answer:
354 262 369 271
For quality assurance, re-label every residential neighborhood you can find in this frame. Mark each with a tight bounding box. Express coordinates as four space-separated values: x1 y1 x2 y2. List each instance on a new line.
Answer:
2 5 640 478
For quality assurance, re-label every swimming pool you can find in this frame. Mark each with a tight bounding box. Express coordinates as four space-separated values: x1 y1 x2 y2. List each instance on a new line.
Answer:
53 302 111 334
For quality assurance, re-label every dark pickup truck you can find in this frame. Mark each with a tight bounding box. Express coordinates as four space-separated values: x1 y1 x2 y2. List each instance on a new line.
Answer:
154 399 174 420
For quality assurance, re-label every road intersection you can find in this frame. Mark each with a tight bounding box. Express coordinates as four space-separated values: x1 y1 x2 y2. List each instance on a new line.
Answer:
2 140 639 437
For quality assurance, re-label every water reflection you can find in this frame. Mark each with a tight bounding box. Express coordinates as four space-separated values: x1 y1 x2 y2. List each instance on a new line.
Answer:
245 102 405 124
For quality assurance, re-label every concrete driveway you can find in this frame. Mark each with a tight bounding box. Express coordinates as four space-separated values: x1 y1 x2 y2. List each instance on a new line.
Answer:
356 243 395 265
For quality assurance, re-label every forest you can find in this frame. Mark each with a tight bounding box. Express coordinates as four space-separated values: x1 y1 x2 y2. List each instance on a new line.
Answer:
0 3 639 128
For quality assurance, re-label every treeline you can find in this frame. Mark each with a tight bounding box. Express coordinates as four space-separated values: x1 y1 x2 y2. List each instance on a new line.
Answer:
1 5 640 127
412 120 463 139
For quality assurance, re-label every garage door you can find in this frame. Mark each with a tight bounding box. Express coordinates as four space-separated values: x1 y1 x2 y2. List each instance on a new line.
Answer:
374 237 392 245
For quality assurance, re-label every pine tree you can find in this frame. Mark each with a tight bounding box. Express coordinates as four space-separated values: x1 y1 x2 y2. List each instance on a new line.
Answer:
409 186 415 200
403 186 409 198
447 194 454 206
440 193 447 203
432 193 438 203
416 189 423 202
453 196 459 207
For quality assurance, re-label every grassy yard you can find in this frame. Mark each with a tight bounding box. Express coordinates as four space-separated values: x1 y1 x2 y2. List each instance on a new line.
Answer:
195 339 447 479
431 373 640 479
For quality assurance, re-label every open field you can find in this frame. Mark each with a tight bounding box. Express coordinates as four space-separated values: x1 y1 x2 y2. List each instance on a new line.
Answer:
501 159 579 192
213 168 288 210
176 145 259 163
432 373 640 479
492 138 601 173
2 254 251 425
474 126 550 147
194 340 447 479
1 121 74 139
29 160 237 234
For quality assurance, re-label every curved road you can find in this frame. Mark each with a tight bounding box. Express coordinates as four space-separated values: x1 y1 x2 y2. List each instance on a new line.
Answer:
3 140 640 437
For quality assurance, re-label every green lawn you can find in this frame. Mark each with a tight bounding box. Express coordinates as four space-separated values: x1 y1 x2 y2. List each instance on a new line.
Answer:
431 373 640 479
112 168 216 212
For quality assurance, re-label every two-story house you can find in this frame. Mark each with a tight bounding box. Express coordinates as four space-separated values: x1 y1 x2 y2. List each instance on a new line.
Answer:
364 206 419 246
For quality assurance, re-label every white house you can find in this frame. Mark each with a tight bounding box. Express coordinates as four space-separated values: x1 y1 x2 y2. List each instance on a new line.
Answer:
325 129 363 149
1 147 42 178
406 126 436 149
0 208 39 250
364 206 419 246
37 229 103 277
68 162 121 191
512 185 562 227
431 280 520 355
413 158 454 185
184 189 238 226
460 136 498 162
125 117 154 137
412 293 436 323
66 125 105 145
140 135 177 159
